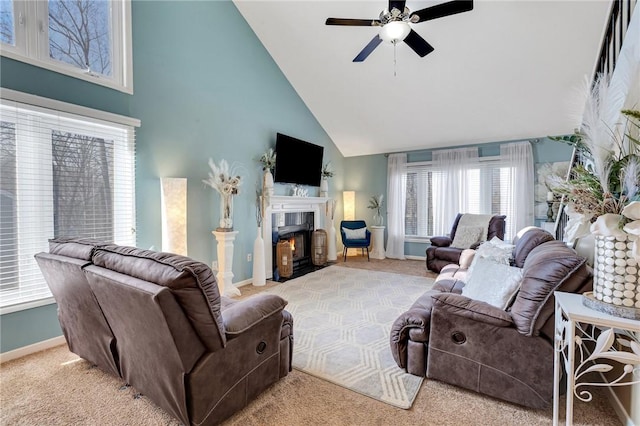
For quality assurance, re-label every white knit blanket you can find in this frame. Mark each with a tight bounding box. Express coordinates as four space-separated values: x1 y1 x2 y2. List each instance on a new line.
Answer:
457 214 494 242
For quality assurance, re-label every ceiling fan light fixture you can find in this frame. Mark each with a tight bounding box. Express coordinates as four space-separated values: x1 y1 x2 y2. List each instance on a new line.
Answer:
379 21 410 44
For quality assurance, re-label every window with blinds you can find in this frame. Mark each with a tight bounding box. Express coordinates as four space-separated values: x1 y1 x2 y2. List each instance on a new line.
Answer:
0 96 136 311
404 158 516 240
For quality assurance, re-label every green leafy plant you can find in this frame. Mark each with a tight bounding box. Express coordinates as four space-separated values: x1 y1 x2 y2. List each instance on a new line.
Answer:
367 194 384 214
550 109 640 218
259 148 276 172
321 162 334 178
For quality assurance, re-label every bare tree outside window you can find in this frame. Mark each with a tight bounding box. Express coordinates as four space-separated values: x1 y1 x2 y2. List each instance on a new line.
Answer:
0 0 14 45
48 0 111 76
52 131 114 240
405 172 417 235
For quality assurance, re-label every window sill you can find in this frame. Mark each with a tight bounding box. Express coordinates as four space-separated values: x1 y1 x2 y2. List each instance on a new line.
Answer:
0 297 56 315
404 237 432 244
1 50 133 95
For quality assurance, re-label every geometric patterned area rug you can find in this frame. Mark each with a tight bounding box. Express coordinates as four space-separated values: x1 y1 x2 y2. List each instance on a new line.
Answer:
266 265 434 409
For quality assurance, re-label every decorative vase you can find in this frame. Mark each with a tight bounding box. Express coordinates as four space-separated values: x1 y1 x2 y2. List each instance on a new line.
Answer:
264 170 274 196
373 210 383 226
320 177 329 197
252 226 266 286
585 234 640 319
218 193 234 231
327 218 337 261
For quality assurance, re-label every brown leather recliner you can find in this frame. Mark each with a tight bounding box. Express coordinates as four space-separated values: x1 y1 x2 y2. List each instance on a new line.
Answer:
36 239 293 426
392 227 593 409
426 214 506 273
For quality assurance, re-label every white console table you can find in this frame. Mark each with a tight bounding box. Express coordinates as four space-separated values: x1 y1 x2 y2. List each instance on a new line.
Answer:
553 291 640 426
370 226 386 259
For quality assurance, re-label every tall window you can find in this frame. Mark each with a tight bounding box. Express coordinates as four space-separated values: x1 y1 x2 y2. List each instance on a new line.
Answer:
0 0 14 45
0 0 133 93
0 92 137 311
404 157 522 241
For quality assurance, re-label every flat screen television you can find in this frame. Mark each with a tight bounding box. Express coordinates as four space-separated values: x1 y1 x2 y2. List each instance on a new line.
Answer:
274 133 324 187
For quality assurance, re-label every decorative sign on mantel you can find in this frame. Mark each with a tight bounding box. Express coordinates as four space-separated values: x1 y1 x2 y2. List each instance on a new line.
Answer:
291 185 309 197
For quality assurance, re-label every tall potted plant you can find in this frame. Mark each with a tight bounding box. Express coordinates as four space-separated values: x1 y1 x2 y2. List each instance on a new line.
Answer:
549 73 640 316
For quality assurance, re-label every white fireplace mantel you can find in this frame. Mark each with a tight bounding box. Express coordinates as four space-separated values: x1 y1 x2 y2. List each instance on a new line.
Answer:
263 196 329 279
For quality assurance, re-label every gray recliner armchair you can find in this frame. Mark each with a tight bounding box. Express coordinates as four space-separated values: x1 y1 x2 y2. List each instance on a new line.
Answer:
426 213 506 273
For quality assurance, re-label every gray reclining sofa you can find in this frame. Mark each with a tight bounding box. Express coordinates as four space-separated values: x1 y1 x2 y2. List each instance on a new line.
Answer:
35 237 293 425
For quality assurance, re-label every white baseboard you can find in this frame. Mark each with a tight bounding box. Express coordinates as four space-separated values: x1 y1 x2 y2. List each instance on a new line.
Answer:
405 255 426 261
235 278 253 288
0 336 66 364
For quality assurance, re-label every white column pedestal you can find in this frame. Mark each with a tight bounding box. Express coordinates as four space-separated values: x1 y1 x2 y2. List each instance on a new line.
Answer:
370 226 386 259
212 230 239 296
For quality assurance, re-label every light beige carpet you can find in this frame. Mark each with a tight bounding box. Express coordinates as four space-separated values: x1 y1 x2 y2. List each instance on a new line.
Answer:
0 344 619 426
265 265 434 409
0 258 621 425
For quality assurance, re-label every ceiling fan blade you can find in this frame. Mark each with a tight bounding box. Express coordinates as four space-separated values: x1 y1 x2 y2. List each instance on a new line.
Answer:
326 18 380 26
411 0 473 23
404 30 435 57
353 35 383 62
388 1 406 12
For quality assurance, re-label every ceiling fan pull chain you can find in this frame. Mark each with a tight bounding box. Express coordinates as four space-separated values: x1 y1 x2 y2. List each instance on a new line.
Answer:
393 42 397 77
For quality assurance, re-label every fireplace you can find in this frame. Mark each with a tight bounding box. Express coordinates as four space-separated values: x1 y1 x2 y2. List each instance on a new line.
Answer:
262 195 330 280
272 212 314 279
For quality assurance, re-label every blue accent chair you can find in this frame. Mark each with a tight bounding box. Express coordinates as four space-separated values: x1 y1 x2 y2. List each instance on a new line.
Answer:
340 220 371 261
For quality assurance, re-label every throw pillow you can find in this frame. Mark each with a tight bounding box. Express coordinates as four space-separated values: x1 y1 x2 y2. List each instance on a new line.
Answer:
466 237 515 278
461 257 523 309
343 227 367 239
480 237 514 262
451 226 483 249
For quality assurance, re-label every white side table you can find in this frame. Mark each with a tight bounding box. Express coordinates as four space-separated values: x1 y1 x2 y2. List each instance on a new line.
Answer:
370 226 386 260
553 291 640 426
212 230 240 296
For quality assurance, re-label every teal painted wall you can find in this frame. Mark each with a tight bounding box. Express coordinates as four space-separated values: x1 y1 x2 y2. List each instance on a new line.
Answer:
130 1 342 277
343 154 387 225
0 304 62 352
0 0 341 353
344 137 574 258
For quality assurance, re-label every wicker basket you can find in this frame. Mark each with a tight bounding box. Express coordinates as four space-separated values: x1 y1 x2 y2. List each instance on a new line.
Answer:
276 240 293 278
312 229 328 266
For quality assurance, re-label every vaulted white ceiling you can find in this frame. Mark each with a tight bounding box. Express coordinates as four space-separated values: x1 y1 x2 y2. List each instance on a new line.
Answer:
234 1 611 157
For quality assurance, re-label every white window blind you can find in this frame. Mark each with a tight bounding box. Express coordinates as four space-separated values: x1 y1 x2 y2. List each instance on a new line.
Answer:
0 95 136 311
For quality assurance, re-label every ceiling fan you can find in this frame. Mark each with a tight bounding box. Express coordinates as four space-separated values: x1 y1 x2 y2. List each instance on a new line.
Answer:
326 0 473 62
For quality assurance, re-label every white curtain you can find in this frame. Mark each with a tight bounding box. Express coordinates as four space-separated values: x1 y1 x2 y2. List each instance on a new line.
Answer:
386 153 407 259
432 147 479 236
500 142 534 241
